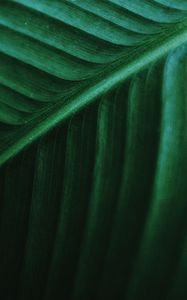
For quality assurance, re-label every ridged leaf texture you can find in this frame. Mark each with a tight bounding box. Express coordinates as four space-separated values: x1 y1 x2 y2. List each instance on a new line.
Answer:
0 1 187 300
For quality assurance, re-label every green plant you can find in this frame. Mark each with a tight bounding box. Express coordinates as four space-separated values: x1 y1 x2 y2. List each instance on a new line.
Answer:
0 1 187 299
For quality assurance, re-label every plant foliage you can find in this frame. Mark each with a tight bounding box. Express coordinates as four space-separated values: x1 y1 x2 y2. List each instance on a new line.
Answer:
0 1 187 299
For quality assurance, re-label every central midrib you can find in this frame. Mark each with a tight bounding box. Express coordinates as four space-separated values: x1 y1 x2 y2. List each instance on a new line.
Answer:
1 18 187 166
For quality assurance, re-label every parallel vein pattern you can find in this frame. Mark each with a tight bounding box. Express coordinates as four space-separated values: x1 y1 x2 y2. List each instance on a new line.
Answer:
1 44 187 299
0 0 187 164
0 2 187 300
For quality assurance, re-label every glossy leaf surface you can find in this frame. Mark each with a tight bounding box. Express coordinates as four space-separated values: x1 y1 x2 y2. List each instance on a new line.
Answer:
0 1 187 300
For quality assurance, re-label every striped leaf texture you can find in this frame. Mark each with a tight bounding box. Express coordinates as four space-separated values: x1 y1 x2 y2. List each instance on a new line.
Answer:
0 1 187 299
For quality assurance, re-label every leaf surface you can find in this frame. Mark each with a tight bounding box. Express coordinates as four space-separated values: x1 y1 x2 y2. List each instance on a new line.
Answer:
1 2 187 300
1 0 187 164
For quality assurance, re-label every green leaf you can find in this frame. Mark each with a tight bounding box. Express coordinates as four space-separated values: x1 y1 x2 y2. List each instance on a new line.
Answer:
1 1 187 300
1 0 187 164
